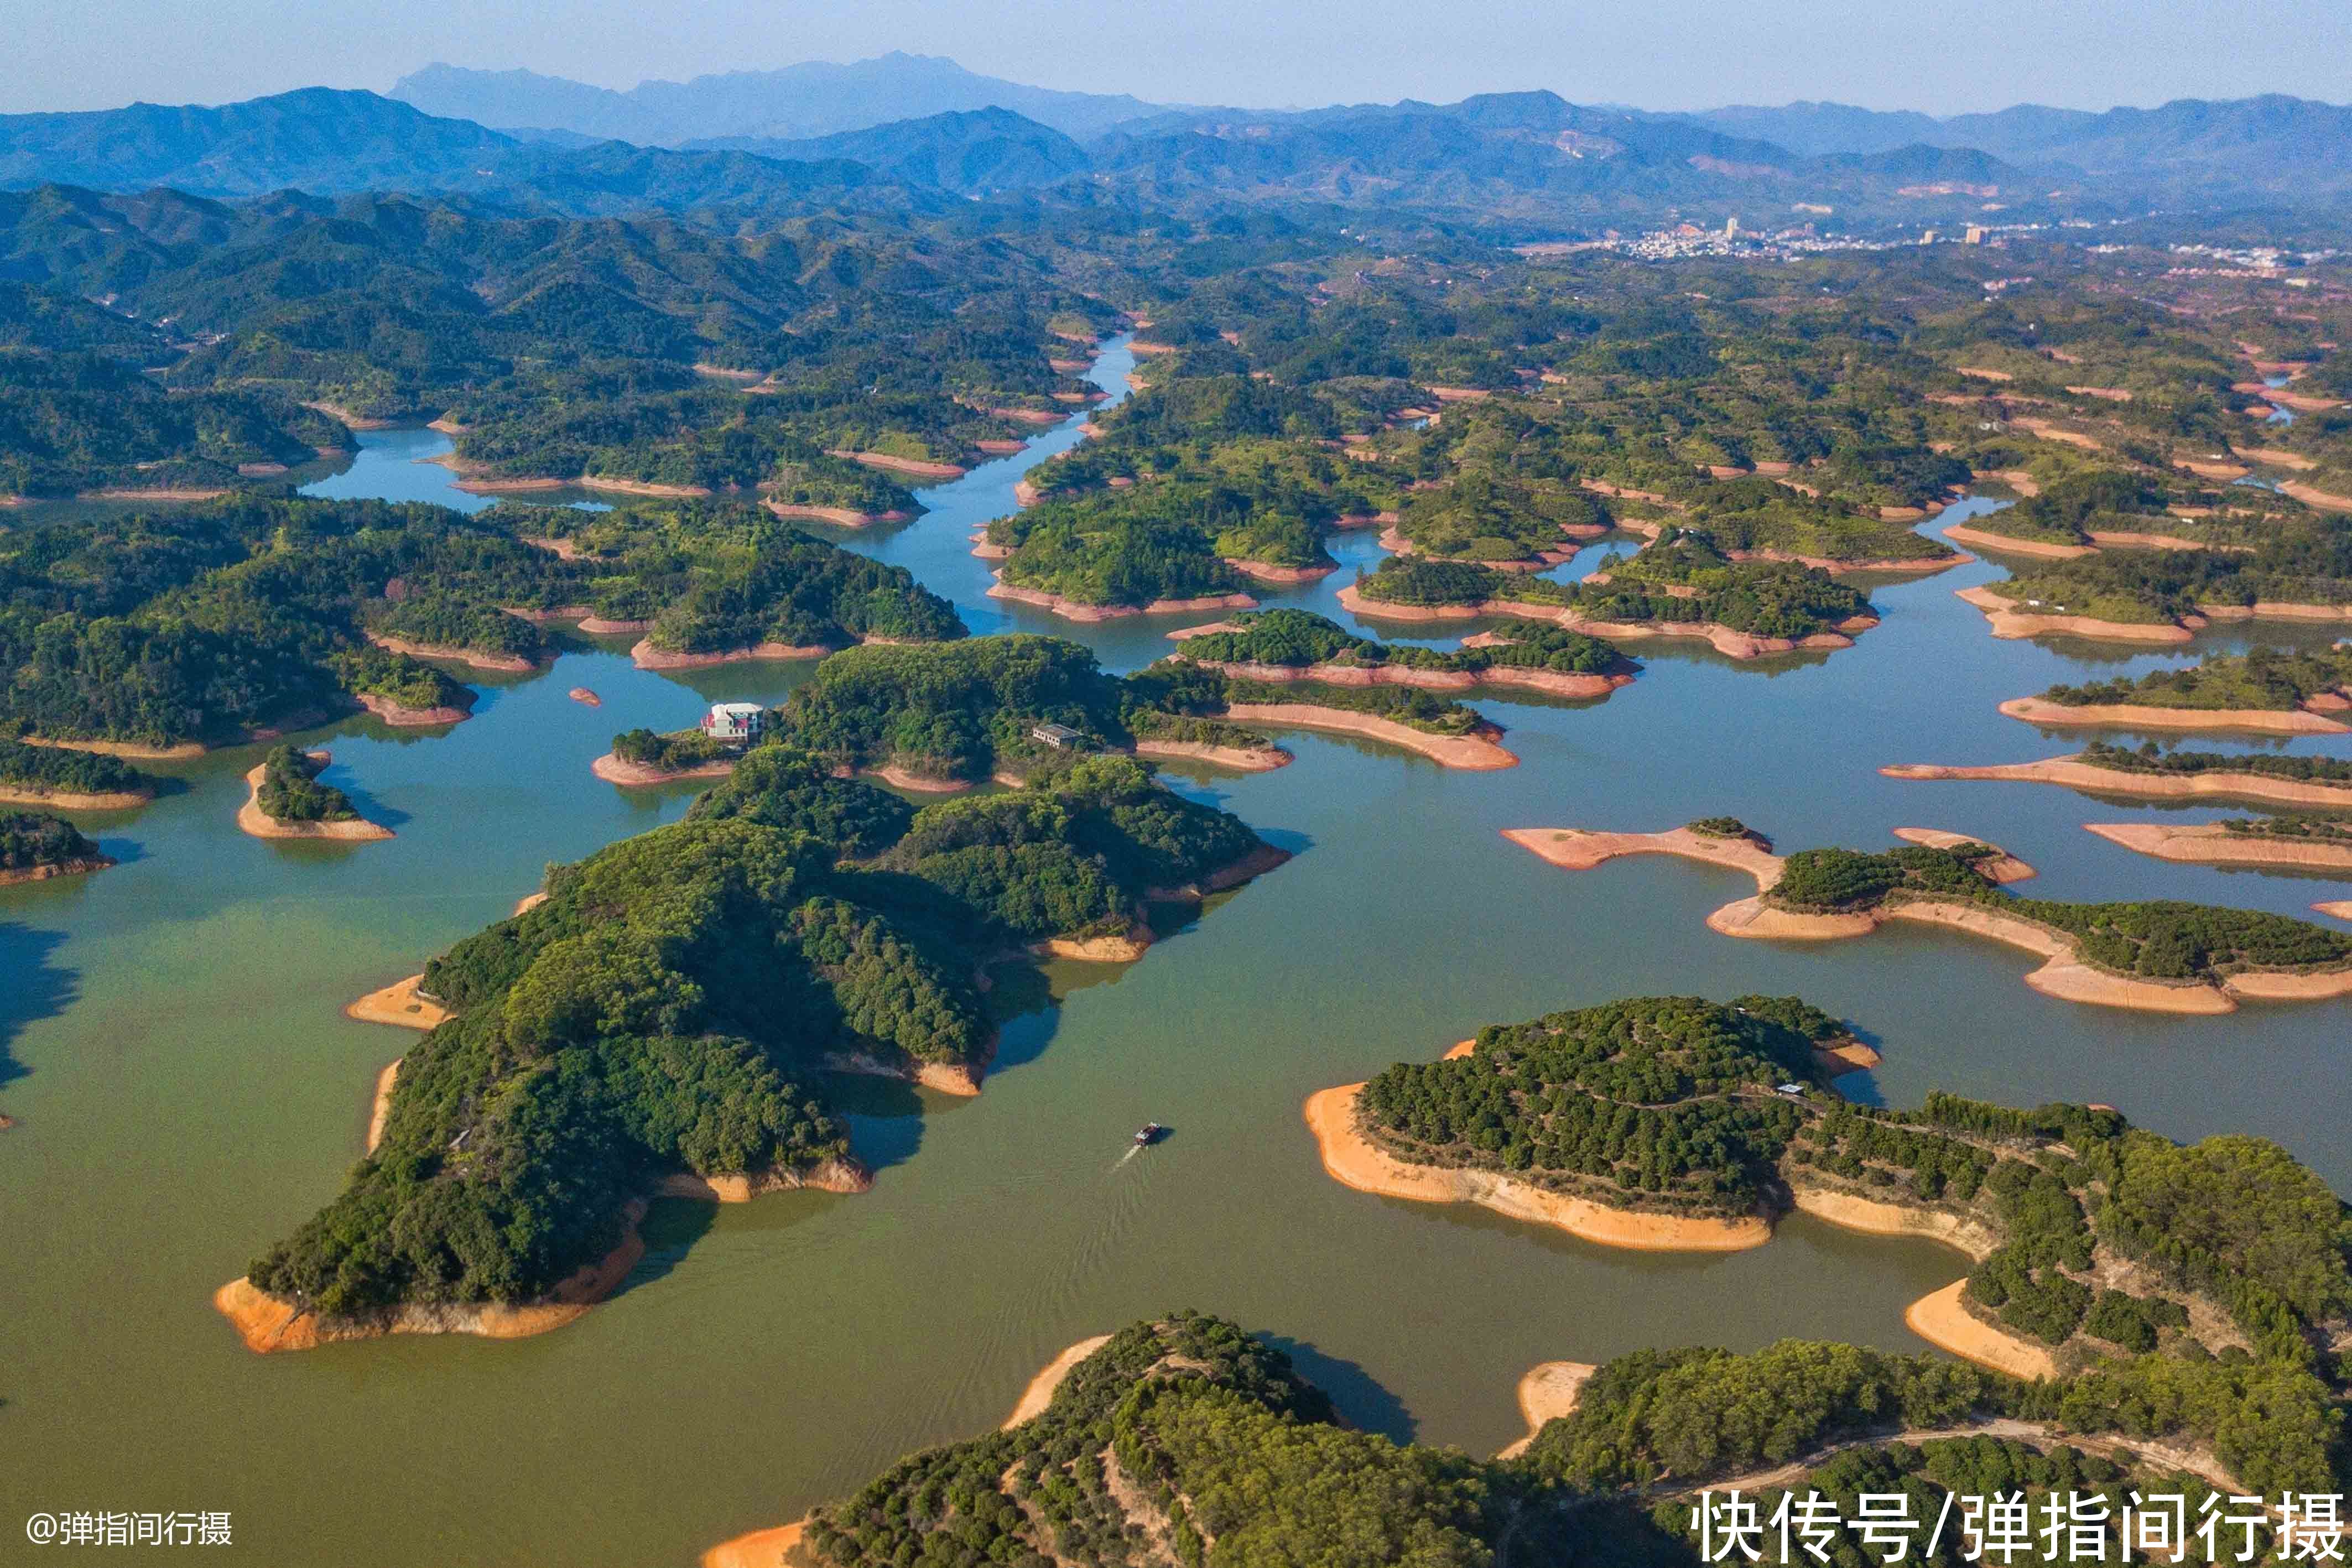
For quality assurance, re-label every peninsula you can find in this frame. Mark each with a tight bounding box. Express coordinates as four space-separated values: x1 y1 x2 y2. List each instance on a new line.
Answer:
1505 819 2352 1012
1884 740 2352 810
0 739 157 811
2001 648 2352 734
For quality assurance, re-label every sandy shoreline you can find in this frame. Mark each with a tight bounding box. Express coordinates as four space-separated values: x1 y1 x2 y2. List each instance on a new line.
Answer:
1496 1361 1593 1458
344 975 450 1030
0 856 115 887
0 782 153 810
367 1059 400 1153
825 448 966 481
1183 655 1630 703
1905 1280 2057 1380
987 579 1258 622
628 638 833 670
764 501 909 528
1331 585 1863 660
1131 738 1292 772
702 1521 809 1568
1220 702 1518 770
592 752 739 787
355 692 472 728
1304 1081 1772 1251
1882 754 2352 810
19 734 206 761
237 754 394 842
1955 587 2193 644
1998 696 2346 734
1002 1335 1113 1427
2086 821 2352 872
366 632 539 673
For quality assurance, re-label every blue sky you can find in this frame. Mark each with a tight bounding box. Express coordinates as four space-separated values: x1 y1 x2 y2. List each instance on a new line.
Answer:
5 0 2348 116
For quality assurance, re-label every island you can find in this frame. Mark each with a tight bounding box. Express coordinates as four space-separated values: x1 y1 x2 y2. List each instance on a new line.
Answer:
0 738 157 810
592 727 745 786
1167 607 1636 701
2001 647 2352 734
1955 524 2352 643
221 744 1287 1351
1314 993 2351 1417
2084 816 2352 873
1505 819 2352 1012
236 748 393 842
705 1274 2339 1568
0 810 115 886
1342 533 1881 660
1885 739 2352 810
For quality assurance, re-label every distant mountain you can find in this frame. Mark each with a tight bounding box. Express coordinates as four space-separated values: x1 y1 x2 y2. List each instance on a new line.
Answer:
1694 94 2352 200
690 107 1090 195
0 88 934 217
391 53 1169 145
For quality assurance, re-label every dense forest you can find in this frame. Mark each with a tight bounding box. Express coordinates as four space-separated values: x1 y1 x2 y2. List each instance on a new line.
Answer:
2076 738 2352 783
245 742 1278 1318
0 737 153 798
0 809 106 876
1173 607 1628 680
1762 838 2352 982
252 746 359 824
2039 647 2352 711
0 494 959 746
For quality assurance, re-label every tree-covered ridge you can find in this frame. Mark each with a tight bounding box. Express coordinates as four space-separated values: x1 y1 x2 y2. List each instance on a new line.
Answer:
327 644 473 716
1766 840 2352 982
2039 647 2352 711
1357 996 1840 1216
1974 518 2352 626
0 810 105 873
253 746 358 824
2076 738 2352 783
799 1314 2343 1568
246 746 1279 1319
1352 533 1875 643
987 492 1252 610
0 738 153 797
501 498 965 652
0 348 347 497
0 494 960 746
1174 608 1627 679
1393 469 1610 564
1664 475 1961 565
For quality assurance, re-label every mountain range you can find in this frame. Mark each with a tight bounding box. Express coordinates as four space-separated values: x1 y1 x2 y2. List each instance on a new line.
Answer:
0 55 2346 228
390 53 1168 144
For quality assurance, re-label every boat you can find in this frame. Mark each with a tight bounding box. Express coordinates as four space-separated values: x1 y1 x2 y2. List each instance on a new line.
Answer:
1132 1122 1165 1147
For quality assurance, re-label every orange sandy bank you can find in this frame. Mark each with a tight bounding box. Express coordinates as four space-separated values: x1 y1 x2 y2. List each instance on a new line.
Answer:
1502 826 2298 1012
20 734 206 761
823 1048 986 1096
1999 696 2347 735
569 687 601 707
702 1520 809 1568
238 754 394 842
1131 737 1292 772
344 975 449 1030
764 501 912 528
2281 481 2352 513
0 855 115 887
1220 702 1517 770
1890 827 2037 882
366 632 539 673
1906 1280 2057 1380
1496 1361 1594 1458
1304 1082 1771 1251
1331 585 1866 660
1955 587 2193 644
1791 1185 2002 1261
2084 821 2352 872
986 579 1258 622
216 1199 651 1353
825 449 966 481
0 782 152 811
1942 524 2092 560
1226 558 1341 584
592 751 739 787
1035 931 1152 963
2314 902 2352 923
1183 655 1630 703
1003 1335 1114 1427
629 638 833 670
367 1059 400 1153
355 692 470 728
1882 754 2352 810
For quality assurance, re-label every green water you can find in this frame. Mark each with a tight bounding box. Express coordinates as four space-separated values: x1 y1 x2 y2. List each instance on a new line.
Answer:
6 342 2351 1566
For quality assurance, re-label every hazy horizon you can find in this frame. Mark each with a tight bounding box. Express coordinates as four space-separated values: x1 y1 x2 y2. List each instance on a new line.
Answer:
4 0 2350 119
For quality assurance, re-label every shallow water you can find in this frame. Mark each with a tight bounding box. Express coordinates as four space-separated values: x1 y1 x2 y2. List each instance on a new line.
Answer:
5 341 2351 1566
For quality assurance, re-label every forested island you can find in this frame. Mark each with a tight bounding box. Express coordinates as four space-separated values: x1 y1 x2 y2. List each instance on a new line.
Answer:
709 1279 2345 1568
217 746 1286 1350
2087 815 2352 873
1169 607 1636 701
1508 821 2352 1011
0 494 960 749
0 347 348 499
0 738 156 809
1886 739 2352 810
1956 518 2352 642
0 810 114 885
1342 532 1881 659
237 746 391 841
2005 647 2352 733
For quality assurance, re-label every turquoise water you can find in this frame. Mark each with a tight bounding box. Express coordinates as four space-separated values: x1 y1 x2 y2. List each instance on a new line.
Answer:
2 340 2349 1566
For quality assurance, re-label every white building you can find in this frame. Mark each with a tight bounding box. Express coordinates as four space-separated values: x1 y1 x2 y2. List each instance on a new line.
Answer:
700 702 766 743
